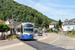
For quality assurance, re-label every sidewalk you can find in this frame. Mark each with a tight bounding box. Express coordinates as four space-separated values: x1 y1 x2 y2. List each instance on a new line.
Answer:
0 34 47 43
0 39 17 43
0 33 48 50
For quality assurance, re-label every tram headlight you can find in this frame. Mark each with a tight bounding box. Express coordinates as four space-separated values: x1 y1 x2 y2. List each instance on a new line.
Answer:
24 34 28 35
30 34 33 35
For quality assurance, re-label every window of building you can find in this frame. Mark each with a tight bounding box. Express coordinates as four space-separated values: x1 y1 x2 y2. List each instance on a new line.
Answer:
73 22 75 24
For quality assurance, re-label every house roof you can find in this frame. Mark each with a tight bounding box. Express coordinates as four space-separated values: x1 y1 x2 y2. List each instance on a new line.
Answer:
62 19 68 25
63 18 75 25
49 22 58 25
0 20 4 23
10 26 14 29
64 19 68 21
69 18 75 21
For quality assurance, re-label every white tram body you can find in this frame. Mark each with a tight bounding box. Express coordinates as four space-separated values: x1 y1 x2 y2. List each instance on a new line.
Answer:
16 22 34 39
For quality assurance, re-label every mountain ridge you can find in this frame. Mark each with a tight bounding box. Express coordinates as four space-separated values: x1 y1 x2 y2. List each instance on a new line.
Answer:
0 0 56 28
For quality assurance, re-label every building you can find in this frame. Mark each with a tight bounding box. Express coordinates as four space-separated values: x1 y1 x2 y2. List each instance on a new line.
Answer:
5 19 18 29
49 22 58 28
62 19 68 30
62 18 75 31
5 19 18 34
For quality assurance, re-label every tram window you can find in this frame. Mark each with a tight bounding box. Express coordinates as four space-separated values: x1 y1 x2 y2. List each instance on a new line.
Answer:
24 24 33 27
24 29 33 33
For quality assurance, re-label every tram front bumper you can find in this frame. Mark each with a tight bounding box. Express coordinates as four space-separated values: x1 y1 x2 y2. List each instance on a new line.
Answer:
20 35 34 39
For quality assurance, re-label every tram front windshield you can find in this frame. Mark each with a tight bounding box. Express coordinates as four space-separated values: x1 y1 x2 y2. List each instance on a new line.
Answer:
24 29 33 33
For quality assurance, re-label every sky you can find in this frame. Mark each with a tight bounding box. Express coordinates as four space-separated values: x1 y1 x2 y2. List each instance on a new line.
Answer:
14 0 75 22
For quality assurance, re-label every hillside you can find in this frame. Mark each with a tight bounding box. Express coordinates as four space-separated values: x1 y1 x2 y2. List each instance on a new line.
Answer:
0 0 55 28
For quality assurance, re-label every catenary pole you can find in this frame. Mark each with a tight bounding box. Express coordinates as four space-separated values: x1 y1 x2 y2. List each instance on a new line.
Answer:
12 13 13 34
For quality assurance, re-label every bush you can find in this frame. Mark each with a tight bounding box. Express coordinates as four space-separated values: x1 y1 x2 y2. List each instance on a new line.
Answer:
72 31 75 34
0 22 10 32
47 28 52 32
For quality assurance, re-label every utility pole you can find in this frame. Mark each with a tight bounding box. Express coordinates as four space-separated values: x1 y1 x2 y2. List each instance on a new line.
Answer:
12 13 13 34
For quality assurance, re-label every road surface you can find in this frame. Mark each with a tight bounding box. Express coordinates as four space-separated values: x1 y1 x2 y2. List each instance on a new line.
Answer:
0 33 75 50
22 33 75 50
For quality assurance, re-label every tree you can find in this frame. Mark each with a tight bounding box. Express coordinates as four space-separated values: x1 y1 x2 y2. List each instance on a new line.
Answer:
54 19 62 30
54 24 55 28
59 19 62 27
0 22 10 32
41 21 46 28
0 0 55 28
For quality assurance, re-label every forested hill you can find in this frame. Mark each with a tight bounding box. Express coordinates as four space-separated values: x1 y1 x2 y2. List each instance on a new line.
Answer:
0 0 55 28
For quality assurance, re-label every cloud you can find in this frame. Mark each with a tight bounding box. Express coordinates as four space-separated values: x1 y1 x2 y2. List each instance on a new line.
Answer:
14 0 75 22
47 3 75 8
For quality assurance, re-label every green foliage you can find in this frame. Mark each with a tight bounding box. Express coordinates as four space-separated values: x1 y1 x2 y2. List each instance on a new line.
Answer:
0 22 10 32
67 31 71 34
72 30 75 34
54 19 62 30
49 29 52 32
47 28 52 32
41 19 51 28
59 19 62 27
38 27 42 31
54 23 59 30
0 0 55 28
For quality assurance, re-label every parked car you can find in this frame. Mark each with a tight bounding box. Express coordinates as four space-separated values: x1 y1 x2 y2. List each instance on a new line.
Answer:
38 32 42 36
34 29 40 34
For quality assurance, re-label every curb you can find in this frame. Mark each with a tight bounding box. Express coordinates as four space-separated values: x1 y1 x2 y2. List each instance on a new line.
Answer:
0 39 18 43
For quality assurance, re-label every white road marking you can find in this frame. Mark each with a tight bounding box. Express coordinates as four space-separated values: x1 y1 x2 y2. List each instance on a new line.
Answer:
49 34 59 44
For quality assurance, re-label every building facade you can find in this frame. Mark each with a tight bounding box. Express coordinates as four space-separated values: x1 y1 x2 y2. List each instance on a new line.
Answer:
49 22 58 28
63 18 75 31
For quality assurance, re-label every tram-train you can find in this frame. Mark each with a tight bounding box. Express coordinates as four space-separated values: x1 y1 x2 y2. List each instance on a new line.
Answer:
16 22 34 40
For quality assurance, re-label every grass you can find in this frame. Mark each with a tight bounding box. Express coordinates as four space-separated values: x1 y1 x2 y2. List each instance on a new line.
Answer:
6 35 17 39
13 35 17 39
67 33 75 38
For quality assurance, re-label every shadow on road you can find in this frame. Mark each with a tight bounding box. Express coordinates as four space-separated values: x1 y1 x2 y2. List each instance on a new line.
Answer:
19 39 37 41
19 39 67 50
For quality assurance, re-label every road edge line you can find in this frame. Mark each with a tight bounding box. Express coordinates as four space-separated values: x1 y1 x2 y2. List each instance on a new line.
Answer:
49 35 59 44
